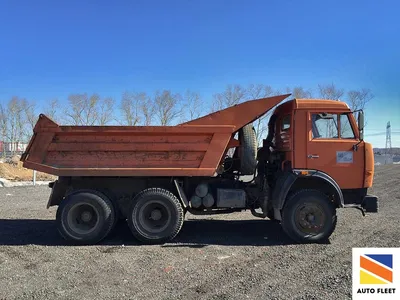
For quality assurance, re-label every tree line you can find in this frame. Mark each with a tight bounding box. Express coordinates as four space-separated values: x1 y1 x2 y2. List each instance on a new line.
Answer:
0 83 373 144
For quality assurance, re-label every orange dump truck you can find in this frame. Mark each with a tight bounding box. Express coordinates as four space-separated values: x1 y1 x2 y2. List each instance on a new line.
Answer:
21 94 377 244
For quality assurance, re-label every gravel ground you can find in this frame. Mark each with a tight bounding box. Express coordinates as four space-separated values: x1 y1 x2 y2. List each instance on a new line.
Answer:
0 165 399 300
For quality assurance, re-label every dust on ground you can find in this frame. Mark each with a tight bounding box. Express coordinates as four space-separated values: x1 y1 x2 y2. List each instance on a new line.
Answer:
0 160 56 181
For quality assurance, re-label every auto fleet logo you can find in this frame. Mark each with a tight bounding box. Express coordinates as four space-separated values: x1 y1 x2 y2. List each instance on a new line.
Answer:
360 254 392 284
353 248 399 300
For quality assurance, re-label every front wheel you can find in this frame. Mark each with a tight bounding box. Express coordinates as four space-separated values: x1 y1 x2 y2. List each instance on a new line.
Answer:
281 189 337 243
127 188 184 244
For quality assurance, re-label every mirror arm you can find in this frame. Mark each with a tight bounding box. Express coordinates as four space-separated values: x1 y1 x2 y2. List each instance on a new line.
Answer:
353 140 362 151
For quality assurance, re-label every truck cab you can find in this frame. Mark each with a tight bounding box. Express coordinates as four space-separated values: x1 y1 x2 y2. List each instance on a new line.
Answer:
272 98 374 191
250 98 377 242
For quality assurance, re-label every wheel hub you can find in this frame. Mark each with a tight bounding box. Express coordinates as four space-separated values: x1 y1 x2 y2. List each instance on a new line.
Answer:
67 203 100 235
295 204 325 234
81 211 93 222
137 200 172 234
306 213 315 223
150 209 162 221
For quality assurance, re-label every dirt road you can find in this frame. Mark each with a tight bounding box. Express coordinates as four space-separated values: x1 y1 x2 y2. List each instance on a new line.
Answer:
0 165 399 300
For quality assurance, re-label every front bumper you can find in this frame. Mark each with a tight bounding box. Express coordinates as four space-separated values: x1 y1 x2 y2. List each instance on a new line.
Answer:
361 195 378 213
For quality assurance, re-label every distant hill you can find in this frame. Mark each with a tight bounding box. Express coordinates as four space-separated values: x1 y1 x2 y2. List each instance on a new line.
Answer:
374 147 400 155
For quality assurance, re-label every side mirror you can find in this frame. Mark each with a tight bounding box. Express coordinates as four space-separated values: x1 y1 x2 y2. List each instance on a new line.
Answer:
358 111 364 140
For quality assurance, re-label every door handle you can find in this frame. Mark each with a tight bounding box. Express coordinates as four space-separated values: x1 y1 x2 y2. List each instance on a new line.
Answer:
308 154 319 159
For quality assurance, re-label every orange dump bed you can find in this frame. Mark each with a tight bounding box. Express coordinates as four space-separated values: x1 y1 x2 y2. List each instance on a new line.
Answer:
21 94 289 177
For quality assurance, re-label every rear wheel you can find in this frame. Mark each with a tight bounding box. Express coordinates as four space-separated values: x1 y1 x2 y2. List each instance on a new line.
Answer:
56 190 115 245
127 188 184 244
281 189 337 243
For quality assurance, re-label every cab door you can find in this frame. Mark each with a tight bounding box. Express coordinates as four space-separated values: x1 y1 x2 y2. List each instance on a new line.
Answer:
306 111 364 189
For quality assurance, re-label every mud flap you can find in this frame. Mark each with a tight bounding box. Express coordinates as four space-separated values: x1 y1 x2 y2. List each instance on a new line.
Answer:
46 180 68 208
173 179 189 208
361 195 378 213
271 172 297 211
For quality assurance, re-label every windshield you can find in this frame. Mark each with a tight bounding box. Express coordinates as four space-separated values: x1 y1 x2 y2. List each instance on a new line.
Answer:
312 113 338 138
311 112 357 139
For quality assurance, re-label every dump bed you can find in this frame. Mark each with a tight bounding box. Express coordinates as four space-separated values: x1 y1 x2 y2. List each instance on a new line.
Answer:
21 94 289 177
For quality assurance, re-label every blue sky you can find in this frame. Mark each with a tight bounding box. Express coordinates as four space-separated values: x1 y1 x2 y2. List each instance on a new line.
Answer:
0 0 399 147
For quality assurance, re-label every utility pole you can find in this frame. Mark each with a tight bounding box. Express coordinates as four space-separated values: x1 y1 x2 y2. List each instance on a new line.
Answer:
385 121 392 164
385 121 392 155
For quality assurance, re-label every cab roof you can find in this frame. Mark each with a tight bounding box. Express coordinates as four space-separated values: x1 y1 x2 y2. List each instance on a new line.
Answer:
294 98 350 111
273 98 351 116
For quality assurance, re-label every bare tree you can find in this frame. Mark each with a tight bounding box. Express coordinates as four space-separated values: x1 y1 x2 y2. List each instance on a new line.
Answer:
64 93 115 125
0 101 13 144
182 90 203 121
318 83 344 100
0 97 35 154
8 97 27 142
247 84 274 100
346 88 374 128
286 86 313 99
43 99 60 123
211 84 247 112
64 93 95 125
119 92 148 126
98 97 115 125
346 88 374 111
153 90 183 126
0 102 8 142
21 99 37 134
141 97 155 126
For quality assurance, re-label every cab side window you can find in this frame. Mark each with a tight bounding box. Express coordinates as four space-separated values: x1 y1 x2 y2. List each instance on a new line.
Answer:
340 114 355 139
282 115 291 131
311 113 338 139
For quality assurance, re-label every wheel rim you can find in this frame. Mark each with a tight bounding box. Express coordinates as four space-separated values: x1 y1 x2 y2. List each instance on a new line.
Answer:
294 202 326 235
67 203 100 235
137 200 171 234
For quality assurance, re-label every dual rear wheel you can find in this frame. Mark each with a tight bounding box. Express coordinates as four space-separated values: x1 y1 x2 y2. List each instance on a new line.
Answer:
56 188 184 245
128 188 184 244
56 190 116 245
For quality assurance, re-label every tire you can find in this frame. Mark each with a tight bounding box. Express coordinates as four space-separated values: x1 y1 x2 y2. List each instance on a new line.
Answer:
281 189 337 243
127 188 184 244
97 188 121 230
238 124 258 175
56 190 115 245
